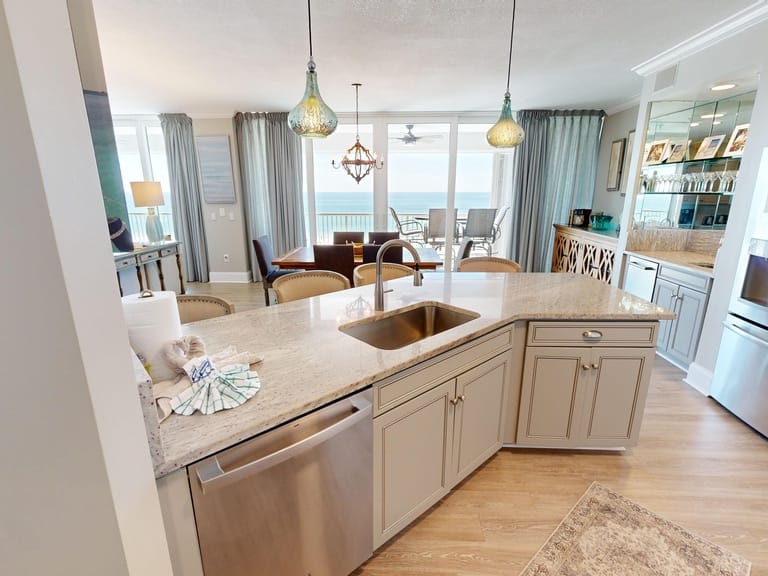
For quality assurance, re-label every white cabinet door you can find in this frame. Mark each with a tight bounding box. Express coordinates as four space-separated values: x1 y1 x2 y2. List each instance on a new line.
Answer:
666 285 708 367
373 380 454 549
450 351 511 486
652 277 678 352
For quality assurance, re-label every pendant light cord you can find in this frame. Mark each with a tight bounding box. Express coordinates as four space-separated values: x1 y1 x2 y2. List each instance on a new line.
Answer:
307 0 314 59
354 83 361 140
505 0 516 94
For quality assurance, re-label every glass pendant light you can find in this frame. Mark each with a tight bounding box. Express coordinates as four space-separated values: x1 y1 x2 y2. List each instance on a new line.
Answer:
487 0 525 148
332 83 383 183
288 0 338 138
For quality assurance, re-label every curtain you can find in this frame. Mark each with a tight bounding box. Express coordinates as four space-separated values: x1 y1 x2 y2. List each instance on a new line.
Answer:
534 110 604 272
159 113 209 282
509 110 550 271
234 112 306 281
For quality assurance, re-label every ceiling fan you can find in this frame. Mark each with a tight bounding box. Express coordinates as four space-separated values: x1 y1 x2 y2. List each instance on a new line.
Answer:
390 124 442 146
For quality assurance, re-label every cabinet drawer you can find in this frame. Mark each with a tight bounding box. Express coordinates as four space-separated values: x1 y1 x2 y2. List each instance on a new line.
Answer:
139 251 161 263
161 247 177 257
527 322 658 348
657 265 711 293
115 256 136 270
374 328 513 416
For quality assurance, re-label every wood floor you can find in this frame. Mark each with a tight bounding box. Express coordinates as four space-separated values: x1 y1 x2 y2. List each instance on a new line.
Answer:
189 282 768 575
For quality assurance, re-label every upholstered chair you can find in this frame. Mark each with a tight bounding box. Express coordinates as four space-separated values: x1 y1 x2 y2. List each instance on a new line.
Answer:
273 270 351 303
176 295 234 323
253 236 301 306
457 256 522 272
353 262 413 287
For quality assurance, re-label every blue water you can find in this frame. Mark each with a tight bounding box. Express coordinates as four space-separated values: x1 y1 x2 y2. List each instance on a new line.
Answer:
315 192 490 214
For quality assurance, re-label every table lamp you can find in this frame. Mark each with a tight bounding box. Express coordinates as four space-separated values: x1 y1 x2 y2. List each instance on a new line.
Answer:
131 181 165 243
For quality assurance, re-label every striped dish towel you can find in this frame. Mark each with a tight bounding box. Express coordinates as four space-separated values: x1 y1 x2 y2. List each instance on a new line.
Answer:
170 356 261 416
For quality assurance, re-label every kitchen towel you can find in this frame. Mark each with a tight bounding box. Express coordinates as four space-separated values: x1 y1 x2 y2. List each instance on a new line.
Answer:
122 290 183 382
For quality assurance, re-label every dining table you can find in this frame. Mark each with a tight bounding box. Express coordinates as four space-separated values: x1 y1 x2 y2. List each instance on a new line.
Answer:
272 244 444 270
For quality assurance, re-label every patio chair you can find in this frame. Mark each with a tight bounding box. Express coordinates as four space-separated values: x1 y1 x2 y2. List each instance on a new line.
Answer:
424 208 458 252
353 262 413 287
453 238 474 271
332 231 364 245
457 256 522 272
273 271 350 303
462 208 497 256
389 207 424 244
313 243 356 284
490 206 511 251
253 236 302 307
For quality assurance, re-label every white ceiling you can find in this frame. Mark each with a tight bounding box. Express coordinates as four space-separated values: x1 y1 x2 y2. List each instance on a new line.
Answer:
92 0 756 116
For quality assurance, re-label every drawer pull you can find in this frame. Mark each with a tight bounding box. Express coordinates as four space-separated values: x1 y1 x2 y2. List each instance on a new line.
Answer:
591 363 599 370
582 330 603 341
582 364 591 371
458 395 465 403
450 397 460 405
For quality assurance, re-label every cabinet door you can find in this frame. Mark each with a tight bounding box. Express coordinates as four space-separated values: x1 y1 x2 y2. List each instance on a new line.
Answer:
373 379 454 549
666 286 708 367
450 351 511 487
579 347 655 447
517 347 587 447
652 277 678 351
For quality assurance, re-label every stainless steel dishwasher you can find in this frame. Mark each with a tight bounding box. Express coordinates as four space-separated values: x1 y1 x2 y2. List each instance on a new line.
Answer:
189 389 372 576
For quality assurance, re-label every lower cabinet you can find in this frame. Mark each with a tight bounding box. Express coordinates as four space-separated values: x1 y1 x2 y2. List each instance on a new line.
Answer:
652 267 711 369
372 331 514 549
516 322 657 448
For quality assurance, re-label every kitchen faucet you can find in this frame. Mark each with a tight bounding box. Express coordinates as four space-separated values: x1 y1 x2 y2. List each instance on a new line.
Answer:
374 239 422 311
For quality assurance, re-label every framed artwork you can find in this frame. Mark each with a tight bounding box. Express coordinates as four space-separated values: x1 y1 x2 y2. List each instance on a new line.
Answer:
693 134 726 160
666 140 688 163
724 123 749 156
606 138 625 191
196 135 237 204
644 139 669 165
620 130 635 193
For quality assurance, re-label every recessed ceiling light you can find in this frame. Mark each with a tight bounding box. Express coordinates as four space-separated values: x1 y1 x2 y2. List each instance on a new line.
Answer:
711 83 737 91
701 113 725 119
690 122 700 127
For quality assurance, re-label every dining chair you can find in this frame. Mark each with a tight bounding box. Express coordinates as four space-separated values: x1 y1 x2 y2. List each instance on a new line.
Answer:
353 262 413 287
313 243 356 284
253 236 302 307
453 238 474 271
332 231 365 245
424 208 458 251
367 231 399 245
457 256 522 272
273 271 351 303
389 207 424 244
176 295 235 324
462 208 497 256
362 243 403 264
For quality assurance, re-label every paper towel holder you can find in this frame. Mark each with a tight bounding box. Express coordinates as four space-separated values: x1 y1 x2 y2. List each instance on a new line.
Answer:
139 289 155 299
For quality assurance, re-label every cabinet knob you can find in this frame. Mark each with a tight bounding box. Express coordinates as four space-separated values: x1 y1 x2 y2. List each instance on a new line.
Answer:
582 330 603 341
591 363 599 370
458 395 465 403
450 397 460 405
582 364 591 371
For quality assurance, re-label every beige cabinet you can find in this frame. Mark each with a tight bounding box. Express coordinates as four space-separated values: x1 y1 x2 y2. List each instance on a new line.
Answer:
372 329 514 549
517 322 657 448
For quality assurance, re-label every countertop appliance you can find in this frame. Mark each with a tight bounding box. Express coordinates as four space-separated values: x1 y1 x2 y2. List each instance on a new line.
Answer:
623 256 659 302
189 389 373 576
710 238 768 438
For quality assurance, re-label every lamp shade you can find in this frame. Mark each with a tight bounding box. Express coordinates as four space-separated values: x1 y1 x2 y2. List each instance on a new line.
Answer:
288 63 338 138
130 181 165 207
486 94 525 148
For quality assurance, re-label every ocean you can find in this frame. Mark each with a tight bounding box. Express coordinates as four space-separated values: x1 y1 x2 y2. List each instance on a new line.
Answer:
315 192 491 214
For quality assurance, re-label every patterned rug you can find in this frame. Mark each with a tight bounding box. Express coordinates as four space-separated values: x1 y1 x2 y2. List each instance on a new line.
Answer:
519 482 751 576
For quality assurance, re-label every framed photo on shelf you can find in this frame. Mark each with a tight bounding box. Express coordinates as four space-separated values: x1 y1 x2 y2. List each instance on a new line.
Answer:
724 123 749 156
666 140 688 163
606 138 625 191
693 134 726 160
644 139 669 165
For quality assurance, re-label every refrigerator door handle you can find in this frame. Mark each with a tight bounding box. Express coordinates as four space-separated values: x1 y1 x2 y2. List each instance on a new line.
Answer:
724 321 768 348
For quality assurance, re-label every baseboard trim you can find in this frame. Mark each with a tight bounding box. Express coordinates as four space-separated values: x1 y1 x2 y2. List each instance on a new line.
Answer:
684 362 713 396
208 271 252 283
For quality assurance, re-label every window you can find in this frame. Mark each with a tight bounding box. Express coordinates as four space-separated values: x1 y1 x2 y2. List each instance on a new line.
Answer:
113 117 174 242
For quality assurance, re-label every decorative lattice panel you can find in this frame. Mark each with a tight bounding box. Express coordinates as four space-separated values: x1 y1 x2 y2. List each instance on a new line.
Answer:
552 226 615 284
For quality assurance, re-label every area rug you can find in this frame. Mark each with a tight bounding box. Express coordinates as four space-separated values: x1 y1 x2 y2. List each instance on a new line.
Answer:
519 482 751 576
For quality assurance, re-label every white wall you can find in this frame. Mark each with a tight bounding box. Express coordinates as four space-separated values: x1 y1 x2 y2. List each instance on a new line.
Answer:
592 106 639 222
1 1 172 574
192 117 251 282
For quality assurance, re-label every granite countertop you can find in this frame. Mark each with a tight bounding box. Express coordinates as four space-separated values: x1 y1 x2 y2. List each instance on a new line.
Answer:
153 272 671 477
624 250 716 277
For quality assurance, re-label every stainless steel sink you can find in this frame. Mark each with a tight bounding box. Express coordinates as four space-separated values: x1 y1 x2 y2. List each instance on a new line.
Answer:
339 302 479 350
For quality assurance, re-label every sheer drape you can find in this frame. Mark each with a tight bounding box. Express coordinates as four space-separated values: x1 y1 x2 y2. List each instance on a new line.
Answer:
234 112 306 281
508 110 604 271
159 113 209 282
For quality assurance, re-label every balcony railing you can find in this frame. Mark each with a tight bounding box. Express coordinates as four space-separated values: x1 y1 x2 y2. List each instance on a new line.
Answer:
314 212 425 244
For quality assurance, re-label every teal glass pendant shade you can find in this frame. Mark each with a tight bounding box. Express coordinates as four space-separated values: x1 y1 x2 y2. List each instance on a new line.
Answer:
487 93 524 148
288 60 338 138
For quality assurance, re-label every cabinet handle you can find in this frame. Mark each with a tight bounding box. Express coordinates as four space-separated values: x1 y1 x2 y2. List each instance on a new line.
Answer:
582 364 591 371
582 330 603 341
591 363 599 370
458 395 465 402
450 397 460 405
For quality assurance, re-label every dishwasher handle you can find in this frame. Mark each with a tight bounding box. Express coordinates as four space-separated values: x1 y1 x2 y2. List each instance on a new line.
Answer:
627 260 657 271
196 394 371 493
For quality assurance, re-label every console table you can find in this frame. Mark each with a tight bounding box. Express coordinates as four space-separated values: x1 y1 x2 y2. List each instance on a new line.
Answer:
114 241 185 296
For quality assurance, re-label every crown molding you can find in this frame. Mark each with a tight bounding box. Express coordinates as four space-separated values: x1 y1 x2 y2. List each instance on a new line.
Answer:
604 95 641 117
632 0 768 77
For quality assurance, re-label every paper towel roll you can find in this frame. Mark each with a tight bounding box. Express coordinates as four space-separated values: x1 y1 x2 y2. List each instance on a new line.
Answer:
122 291 182 382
